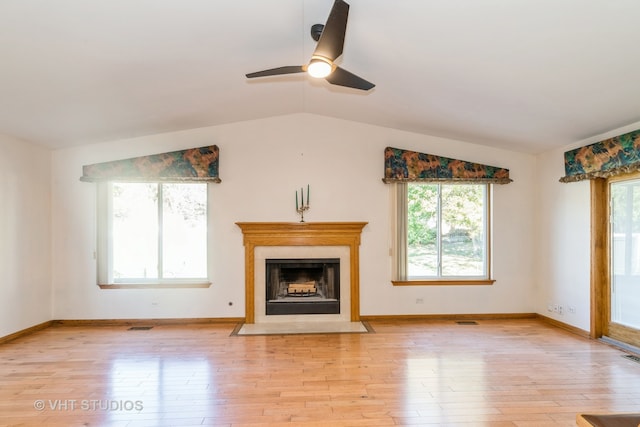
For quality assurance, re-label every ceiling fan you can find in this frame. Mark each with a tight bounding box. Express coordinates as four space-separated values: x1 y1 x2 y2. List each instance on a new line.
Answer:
245 0 375 91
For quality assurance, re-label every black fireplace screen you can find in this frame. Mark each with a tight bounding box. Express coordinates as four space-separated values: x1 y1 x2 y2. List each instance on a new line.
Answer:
265 258 340 315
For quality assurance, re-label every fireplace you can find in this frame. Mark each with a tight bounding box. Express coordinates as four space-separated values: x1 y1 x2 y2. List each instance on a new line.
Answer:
236 222 367 324
266 258 340 315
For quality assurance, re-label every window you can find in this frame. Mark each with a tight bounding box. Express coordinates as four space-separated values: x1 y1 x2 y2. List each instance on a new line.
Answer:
609 175 640 331
97 182 210 287
393 182 493 285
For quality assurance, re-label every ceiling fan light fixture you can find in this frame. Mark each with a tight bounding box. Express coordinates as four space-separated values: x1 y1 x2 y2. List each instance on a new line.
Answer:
307 57 333 78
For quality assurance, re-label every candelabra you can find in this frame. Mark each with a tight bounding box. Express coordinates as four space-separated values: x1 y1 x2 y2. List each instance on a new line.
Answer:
296 185 310 222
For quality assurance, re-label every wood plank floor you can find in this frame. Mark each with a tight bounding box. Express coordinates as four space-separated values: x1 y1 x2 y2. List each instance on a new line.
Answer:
1 319 640 427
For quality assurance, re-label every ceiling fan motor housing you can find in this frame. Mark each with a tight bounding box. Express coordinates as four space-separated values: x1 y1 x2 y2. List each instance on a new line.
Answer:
311 24 324 41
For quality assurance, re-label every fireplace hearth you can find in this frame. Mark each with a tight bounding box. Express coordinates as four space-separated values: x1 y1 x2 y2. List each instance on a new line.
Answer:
266 258 340 315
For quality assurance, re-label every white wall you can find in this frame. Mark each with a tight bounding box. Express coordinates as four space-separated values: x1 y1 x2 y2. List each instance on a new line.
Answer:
535 147 591 330
536 120 640 333
51 113 538 320
0 135 52 337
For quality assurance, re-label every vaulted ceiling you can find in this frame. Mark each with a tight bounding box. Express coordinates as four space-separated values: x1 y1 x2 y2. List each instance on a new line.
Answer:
2 0 640 153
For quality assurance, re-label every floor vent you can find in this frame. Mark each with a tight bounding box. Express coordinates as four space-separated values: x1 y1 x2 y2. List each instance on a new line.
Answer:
456 321 478 325
128 326 153 331
623 354 640 364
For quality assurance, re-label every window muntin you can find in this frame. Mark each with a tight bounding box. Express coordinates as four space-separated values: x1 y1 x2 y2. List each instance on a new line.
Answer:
401 182 489 281
99 182 208 285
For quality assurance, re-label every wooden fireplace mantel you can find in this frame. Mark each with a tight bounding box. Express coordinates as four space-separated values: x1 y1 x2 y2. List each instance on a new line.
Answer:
236 222 367 323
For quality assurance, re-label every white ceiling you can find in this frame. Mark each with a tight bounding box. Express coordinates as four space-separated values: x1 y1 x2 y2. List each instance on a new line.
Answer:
2 1 640 153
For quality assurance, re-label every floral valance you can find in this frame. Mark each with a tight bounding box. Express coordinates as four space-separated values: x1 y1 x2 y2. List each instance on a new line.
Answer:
382 147 512 184
80 145 221 183
560 129 640 183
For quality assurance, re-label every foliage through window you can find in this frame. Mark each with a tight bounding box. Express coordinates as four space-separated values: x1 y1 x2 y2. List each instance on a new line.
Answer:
99 182 209 284
399 182 489 280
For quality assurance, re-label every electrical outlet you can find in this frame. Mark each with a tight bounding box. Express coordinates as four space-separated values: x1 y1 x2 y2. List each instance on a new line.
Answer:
568 306 576 314
558 305 563 315
547 304 554 312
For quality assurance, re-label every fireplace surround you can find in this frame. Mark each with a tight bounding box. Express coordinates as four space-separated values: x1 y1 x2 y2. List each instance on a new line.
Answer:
236 222 367 324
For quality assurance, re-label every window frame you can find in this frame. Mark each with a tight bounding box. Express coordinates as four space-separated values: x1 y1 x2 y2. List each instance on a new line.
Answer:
391 182 495 286
96 181 213 289
590 172 640 347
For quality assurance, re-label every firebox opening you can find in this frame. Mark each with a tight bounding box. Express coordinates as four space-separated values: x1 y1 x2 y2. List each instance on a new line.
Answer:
265 258 340 315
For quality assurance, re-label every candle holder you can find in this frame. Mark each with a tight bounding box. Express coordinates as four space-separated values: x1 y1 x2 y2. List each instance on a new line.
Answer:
295 185 310 222
296 203 310 222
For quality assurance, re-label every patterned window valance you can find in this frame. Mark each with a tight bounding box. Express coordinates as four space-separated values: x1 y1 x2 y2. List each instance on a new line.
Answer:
80 145 221 183
560 129 640 183
382 146 512 184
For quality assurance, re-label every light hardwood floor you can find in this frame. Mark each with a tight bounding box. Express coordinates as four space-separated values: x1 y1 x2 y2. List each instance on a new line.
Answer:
1 319 639 426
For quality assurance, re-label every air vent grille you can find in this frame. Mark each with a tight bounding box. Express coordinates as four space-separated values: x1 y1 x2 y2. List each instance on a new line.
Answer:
623 354 640 364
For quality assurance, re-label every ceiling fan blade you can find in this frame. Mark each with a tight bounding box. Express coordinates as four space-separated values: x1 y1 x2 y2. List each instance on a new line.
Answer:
246 66 305 78
313 0 349 61
325 66 375 91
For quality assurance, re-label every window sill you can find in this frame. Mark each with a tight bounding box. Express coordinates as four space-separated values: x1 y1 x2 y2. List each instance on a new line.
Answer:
392 279 495 286
98 282 211 289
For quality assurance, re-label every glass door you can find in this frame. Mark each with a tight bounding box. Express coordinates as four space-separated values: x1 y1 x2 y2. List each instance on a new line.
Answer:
608 176 640 347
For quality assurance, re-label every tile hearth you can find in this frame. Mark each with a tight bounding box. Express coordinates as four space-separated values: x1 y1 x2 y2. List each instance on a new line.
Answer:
233 321 370 336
